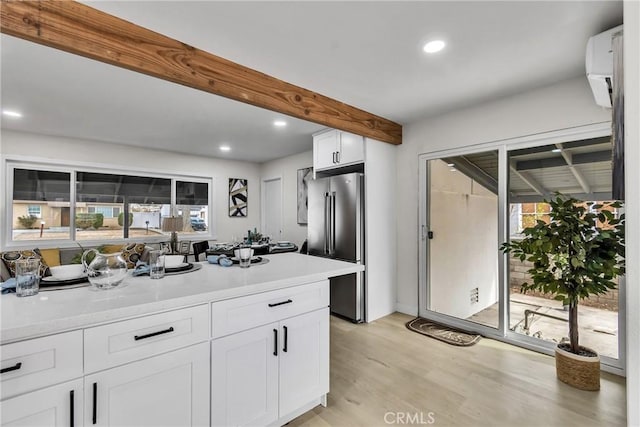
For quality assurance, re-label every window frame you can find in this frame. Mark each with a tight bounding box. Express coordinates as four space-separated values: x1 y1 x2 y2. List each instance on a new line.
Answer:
3 156 216 249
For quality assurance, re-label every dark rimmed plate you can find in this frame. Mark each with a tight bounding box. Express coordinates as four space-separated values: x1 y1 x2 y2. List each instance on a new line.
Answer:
166 263 195 273
230 256 263 265
40 276 89 287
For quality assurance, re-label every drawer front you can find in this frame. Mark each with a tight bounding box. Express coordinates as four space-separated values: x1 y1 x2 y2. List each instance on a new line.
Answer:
1 330 83 400
84 304 209 373
211 280 329 338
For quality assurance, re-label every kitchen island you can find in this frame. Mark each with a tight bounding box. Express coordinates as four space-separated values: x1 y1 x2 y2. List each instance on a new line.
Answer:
0 253 363 426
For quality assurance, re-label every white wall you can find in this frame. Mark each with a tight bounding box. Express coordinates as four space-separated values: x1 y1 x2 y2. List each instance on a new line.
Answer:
259 150 312 247
396 76 612 314
429 159 498 320
623 1 640 424
0 130 262 244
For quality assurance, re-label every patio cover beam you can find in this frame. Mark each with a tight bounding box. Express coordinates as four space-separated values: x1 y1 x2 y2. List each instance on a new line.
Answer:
555 143 591 194
443 156 498 194
509 160 547 197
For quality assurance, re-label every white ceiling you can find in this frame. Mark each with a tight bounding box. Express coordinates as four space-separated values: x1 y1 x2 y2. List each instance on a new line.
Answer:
1 1 623 163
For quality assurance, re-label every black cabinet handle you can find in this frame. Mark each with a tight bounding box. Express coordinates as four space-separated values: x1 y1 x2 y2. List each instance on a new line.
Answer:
268 299 292 308
273 329 278 356
336 151 340 163
332 152 336 163
283 326 288 353
70 390 75 427
134 326 174 341
92 382 97 424
0 362 22 374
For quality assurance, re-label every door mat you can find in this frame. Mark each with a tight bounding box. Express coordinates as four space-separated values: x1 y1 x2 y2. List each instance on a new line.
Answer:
406 317 482 346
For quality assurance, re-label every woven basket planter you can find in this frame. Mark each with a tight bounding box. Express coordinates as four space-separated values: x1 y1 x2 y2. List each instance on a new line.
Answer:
555 345 600 391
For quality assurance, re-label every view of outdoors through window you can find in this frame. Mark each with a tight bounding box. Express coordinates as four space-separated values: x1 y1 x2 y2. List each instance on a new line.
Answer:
10 166 211 243
508 137 622 360
424 135 623 362
12 168 71 241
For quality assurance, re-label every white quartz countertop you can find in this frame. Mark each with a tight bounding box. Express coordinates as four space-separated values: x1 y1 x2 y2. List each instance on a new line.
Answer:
0 253 363 344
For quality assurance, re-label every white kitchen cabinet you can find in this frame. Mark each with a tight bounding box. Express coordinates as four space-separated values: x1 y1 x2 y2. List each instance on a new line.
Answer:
314 129 364 171
0 379 83 427
0 330 83 400
279 307 329 418
211 323 279 427
211 307 329 427
85 342 209 427
84 304 209 373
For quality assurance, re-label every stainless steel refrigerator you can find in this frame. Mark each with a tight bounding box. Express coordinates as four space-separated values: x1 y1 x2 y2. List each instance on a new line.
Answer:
308 172 365 322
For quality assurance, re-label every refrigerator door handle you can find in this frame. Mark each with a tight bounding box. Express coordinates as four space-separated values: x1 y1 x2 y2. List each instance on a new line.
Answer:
330 192 336 255
324 192 330 254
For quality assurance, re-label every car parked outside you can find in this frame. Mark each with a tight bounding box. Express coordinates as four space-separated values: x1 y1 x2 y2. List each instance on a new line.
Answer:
190 217 207 231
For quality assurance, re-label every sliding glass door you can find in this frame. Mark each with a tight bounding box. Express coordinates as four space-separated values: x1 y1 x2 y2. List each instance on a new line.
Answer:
420 149 504 334
507 137 623 366
418 124 624 372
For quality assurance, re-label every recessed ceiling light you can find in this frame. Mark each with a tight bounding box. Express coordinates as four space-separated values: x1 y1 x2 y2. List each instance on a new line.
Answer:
2 109 23 118
273 120 287 127
552 148 562 153
449 168 457 172
423 40 446 54
446 163 455 167
219 145 231 152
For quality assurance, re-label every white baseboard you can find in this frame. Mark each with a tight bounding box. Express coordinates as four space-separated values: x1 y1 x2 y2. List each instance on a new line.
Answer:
395 302 418 317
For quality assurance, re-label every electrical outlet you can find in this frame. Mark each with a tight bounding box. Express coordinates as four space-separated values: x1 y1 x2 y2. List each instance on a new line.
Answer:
470 287 479 304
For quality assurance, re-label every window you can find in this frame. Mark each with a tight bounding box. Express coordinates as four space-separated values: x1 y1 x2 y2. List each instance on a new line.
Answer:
518 202 550 232
176 180 209 235
76 171 171 241
12 168 71 240
27 205 42 218
88 206 123 218
6 162 213 244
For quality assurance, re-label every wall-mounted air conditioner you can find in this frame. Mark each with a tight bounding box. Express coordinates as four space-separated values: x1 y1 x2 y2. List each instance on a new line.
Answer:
585 25 622 108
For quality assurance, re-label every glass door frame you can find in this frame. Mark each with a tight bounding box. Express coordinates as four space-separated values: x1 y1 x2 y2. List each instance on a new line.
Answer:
417 121 625 375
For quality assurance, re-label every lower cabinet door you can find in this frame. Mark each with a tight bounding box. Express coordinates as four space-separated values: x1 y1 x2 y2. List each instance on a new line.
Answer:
0 379 83 427
84 342 209 427
279 308 329 417
211 323 279 427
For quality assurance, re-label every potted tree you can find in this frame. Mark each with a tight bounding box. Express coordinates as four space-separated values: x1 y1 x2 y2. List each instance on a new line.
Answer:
501 194 625 390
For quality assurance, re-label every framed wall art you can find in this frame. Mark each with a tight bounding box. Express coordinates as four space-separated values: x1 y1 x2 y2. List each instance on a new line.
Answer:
297 167 313 224
229 178 248 217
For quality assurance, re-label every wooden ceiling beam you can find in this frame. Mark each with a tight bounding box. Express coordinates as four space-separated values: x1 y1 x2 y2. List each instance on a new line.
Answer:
1 0 402 144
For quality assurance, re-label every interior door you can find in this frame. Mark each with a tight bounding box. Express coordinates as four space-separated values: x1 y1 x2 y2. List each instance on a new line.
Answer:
262 178 282 241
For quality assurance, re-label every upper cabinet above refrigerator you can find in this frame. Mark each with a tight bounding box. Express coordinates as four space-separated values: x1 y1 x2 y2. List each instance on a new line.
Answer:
313 129 365 171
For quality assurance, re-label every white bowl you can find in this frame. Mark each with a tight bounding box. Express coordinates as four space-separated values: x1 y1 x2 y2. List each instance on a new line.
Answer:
163 255 184 268
49 264 86 280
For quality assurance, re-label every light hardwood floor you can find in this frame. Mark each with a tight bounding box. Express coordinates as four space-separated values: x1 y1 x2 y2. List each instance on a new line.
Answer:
289 312 626 427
